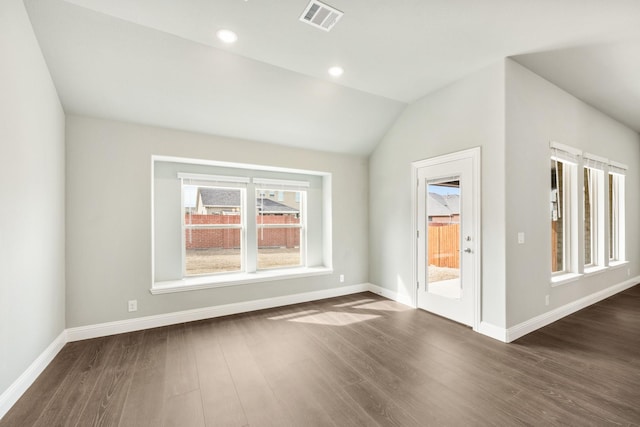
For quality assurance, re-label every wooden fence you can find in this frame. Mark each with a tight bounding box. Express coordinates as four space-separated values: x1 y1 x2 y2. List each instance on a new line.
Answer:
428 223 460 268
184 214 300 249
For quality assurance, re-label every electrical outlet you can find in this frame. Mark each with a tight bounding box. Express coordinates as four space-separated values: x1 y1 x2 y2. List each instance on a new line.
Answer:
339 274 345 283
628 268 631 277
517 232 525 244
128 299 138 312
545 295 549 306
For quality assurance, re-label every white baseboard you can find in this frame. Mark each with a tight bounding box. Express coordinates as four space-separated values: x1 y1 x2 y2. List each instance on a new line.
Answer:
367 283 415 307
477 321 508 342
0 330 67 421
368 278 640 344
506 276 640 342
67 283 370 342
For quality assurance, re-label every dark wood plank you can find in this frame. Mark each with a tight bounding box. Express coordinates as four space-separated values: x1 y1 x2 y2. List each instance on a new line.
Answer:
32 337 118 427
74 332 143 427
187 320 247 427
243 305 378 426
342 380 420 427
163 389 205 427
216 317 296 427
118 327 169 427
163 323 199 399
240 308 373 427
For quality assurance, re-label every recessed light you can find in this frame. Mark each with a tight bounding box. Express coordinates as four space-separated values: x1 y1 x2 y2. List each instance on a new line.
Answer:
328 66 344 77
216 29 238 44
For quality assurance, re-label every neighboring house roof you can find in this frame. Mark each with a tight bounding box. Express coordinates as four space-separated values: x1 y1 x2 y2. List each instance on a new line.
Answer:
197 188 298 214
428 193 460 216
199 188 240 207
256 198 298 214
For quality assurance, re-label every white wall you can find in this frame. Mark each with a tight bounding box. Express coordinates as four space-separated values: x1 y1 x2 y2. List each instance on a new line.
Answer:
505 59 640 327
65 115 368 327
369 62 507 328
0 0 65 396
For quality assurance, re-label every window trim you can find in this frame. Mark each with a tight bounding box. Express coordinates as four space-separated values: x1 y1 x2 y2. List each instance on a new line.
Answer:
551 272 582 287
550 153 578 277
583 167 595 267
582 153 607 270
608 168 626 263
151 155 333 294
252 186 309 272
548 143 628 285
150 266 333 294
181 181 247 277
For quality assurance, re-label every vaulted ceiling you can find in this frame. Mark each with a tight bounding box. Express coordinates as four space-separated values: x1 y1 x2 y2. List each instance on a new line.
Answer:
25 0 640 154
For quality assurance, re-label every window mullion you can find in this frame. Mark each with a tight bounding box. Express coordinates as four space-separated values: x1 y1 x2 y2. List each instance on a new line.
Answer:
257 224 302 229
567 162 579 274
619 176 626 261
185 224 243 229
245 184 257 273
301 190 308 268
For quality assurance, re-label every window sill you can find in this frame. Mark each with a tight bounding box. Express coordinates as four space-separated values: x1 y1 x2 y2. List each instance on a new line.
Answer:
551 272 583 287
151 266 333 295
608 260 629 269
584 265 608 276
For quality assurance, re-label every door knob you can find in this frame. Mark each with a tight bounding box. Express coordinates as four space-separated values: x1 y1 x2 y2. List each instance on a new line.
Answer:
464 248 472 253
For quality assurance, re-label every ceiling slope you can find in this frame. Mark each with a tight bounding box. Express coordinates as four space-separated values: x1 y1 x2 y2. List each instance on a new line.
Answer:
514 41 640 133
25 0 406 155
59 0 640 103
24 0 640 155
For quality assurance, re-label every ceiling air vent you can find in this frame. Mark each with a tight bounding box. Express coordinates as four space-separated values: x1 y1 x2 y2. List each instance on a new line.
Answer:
299 0 343 32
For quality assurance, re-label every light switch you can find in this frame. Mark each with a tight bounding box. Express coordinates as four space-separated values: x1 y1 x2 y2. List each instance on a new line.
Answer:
517 232 525 244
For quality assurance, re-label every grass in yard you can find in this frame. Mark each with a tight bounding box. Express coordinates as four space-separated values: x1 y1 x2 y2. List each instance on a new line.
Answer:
186 247 300 275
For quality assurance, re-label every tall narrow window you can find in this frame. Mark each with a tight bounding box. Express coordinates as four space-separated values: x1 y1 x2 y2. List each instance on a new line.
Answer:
583 154 606 270
608 164 626 263
551 159 565 272
550 143 578 276
583 167 593 266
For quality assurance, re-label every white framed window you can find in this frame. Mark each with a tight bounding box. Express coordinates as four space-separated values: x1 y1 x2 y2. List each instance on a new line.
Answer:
152 157 332 293
608 162 626 263
550 142 579 278
180 173 249 276
549 144 629 284
582 154 606 270
255 178 308 271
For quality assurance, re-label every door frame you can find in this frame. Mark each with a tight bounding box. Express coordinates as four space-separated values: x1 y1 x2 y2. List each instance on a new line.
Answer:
411 147 481 331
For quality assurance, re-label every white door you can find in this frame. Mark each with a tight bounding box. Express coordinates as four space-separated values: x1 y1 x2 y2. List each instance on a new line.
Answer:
415 148 480 327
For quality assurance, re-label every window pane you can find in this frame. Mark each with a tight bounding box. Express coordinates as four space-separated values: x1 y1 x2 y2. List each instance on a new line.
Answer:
584 168 592 265
608 173 624 261
609 173 614 259
256 190 302 269
551 160 564 272
257 228 301 269
426 181 461 300
185 229 241 275
184 186 242 275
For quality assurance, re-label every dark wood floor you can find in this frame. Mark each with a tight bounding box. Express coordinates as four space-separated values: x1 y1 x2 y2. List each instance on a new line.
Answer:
2 286 639 427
